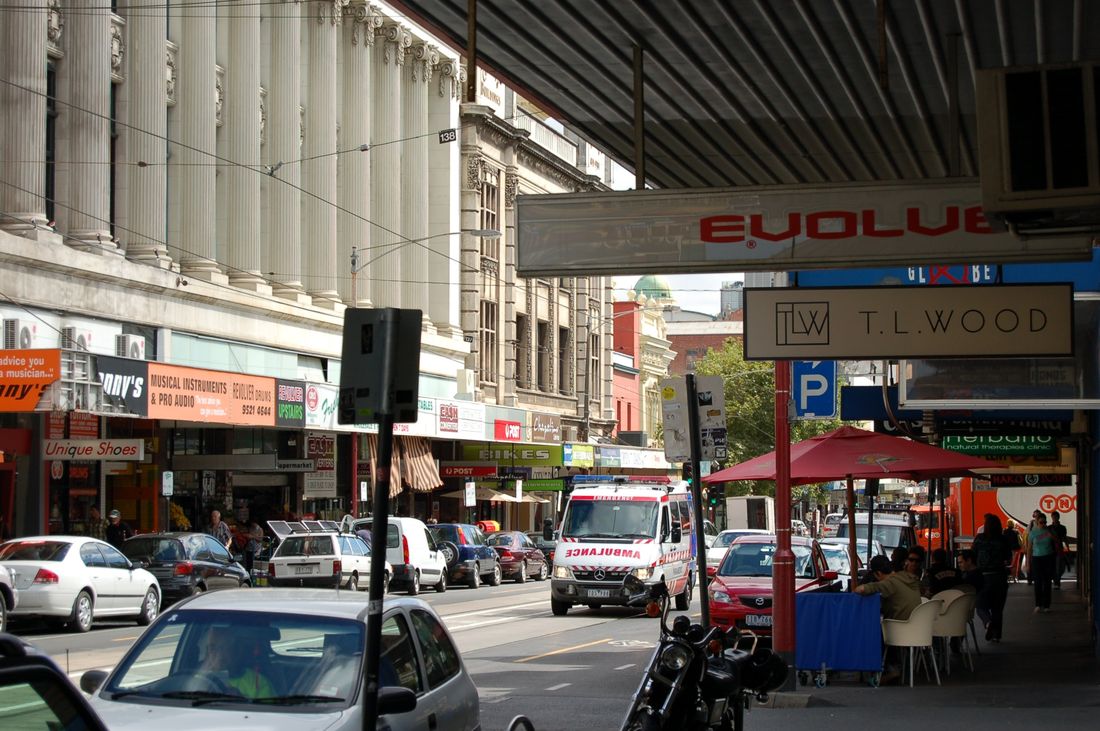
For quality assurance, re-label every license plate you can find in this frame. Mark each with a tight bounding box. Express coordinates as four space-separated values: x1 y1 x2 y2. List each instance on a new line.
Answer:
745 614 772 627
587 588 611 599
295 565 315 575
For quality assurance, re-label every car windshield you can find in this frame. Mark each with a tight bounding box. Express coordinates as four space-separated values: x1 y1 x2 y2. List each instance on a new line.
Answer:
0 540 70 561
432 524 465 544
718 542 815 579
486 534 514 547
123 538 185 562
276 536 333 557
561 499 659 539
714 532 758 548
836 522 909 550
104 608 366 708
820 546 852 573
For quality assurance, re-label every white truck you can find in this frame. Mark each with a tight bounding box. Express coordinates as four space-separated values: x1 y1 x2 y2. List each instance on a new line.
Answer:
724 495 775 532
550 477 696 616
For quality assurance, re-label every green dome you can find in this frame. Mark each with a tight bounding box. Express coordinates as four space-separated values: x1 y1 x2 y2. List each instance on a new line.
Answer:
634 274 674 302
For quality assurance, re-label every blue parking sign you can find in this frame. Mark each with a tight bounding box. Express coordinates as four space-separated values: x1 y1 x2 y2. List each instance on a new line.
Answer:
792 361 836 419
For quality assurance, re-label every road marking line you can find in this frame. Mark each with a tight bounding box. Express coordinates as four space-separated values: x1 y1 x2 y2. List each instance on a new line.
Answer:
112 636 138 643
516 638 611 663
442 599 547 620
545 683 570 691
615 664 635 670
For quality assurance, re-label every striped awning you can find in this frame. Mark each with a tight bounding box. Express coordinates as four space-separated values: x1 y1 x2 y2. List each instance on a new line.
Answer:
400 436 442 493
366 434 404 498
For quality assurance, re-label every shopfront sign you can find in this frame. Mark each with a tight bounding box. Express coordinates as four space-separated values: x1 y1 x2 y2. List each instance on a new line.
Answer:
441 462 498 478
598 446 621 468
0 349 61 412
96 355 148 415
743 284 1073 360
303 432 337 498
563 443 595 468
942 435 1057 456
68 412 99 438
462 443 563 467
146 363 276 426
275 379 307 428
989 473 1072 488
531 413 561 443
438 400 485 440
276 459 316 472
43 438 144 461
494 419 523 442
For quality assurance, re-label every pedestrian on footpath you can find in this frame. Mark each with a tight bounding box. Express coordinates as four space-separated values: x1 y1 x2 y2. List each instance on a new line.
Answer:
85 505 107 541
209 510 233 551
1027 511 1057 613
1050 511 1068 589
105 509 133 550
974 513 1010 641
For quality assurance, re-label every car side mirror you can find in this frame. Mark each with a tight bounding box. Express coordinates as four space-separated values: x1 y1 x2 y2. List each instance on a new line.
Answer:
377 685 417 715
80 669 108 694
669 524 682 544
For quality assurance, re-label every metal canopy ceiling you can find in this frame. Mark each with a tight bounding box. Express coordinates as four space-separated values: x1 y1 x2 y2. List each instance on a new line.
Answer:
393 0 1100 190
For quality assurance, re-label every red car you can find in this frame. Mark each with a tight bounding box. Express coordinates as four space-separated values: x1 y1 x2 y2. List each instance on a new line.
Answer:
485 531 549 583
708 534 840 636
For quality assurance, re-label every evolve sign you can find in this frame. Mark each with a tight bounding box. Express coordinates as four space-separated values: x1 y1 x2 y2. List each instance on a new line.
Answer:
515 180 1091 276
743 284 1073 360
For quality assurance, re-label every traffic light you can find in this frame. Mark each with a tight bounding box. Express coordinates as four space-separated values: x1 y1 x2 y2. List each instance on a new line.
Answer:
681 463 693 485
708 487 720 507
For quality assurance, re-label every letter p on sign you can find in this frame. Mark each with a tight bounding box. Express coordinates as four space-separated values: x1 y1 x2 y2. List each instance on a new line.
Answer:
792 361 836 420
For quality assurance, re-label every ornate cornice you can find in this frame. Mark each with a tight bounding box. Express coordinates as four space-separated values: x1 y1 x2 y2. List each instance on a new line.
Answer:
318 0 347 25
465 156 482 191
504 171 518 207
379 22 411 66
437 60 465 99
348 2 383 46
409 42 438 85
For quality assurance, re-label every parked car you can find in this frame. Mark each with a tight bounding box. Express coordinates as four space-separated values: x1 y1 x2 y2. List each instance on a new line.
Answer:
708 534 840 636
385 517 450 595
818 541 863 590
705 529 772 579
0 564 16 633
819 536 887 564
791 519 809 537
525 531 558 564
835 513 918 556
0 632 109 731
430 523 502 588
266 521 390 593
0 536 160 633
121 532 251 604
485 531 548 582
822 512 844 538
80 589 480 731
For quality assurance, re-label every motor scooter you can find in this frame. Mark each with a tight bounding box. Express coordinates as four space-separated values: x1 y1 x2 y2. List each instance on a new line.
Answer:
618 575 787 731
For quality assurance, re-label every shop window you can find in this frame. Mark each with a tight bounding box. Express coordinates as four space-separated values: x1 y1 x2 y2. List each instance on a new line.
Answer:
479 300 497 384
537 321 550 391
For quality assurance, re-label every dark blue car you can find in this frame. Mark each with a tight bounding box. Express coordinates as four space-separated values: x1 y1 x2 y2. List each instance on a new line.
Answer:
430 523 501 588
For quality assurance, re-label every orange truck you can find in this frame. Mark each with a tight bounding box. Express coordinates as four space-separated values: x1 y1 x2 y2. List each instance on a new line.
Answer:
943 476 1077 550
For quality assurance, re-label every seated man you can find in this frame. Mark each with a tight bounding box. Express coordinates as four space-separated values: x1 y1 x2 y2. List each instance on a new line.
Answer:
199 628 277 699
854 554 921 620
922 548 963 597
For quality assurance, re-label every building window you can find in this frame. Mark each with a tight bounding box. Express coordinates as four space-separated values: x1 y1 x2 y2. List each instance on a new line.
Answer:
479 166 500 260
479 300 497 384
589 329 600 404
516 314 531 389
537 321 550 392
557 326 571 395
46 61 58 223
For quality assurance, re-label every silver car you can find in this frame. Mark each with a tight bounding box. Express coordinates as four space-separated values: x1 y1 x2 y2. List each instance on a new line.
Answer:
0 564 16 633
82 589 480 731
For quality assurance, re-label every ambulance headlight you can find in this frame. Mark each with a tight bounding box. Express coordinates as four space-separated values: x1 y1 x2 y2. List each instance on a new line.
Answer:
630 567 653 580
554 566 574 580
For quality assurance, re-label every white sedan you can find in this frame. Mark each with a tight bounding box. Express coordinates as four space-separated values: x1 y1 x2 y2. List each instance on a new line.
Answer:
0 536 161 632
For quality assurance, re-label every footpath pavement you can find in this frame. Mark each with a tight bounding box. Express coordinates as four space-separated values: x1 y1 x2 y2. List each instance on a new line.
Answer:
748 575 1100 730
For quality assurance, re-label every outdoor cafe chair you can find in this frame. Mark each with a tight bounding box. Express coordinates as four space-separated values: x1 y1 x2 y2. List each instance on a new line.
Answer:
931 592 977 674
882 599 943 688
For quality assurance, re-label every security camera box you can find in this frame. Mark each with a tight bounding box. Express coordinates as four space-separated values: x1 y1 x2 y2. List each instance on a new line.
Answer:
338 308 421 424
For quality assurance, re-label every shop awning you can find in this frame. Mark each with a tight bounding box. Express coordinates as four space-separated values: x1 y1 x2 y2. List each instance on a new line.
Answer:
440 486 518 503
400 436 443 493
366 434 403 498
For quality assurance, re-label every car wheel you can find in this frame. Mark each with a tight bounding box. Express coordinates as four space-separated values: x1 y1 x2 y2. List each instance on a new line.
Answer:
0 598 6 634
346 573 359 592
536 562 548 581
69 590 94 633
239 580 251 588
192 583 206 595
468 564 481 589
488 562 502 586
435 570 447 593
516 561 527 583
674 585 690 611
408 570 420 596
551 598 570 616
137 587 160 626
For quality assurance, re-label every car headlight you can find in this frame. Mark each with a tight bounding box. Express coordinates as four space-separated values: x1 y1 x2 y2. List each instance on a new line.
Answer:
659 644 691 672
710 591 732 604
630 566 653 580
553 565 574 580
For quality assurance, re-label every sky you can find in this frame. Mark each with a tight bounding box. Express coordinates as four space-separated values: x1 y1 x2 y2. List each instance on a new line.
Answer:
612 273 741 316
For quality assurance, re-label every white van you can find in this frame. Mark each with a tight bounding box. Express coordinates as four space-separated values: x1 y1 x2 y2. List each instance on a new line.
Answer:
550 477 696 616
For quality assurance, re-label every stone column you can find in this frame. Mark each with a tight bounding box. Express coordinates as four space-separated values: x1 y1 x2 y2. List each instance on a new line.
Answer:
225 0 265 290
177 2 222 279
303 1 340 306
340 2 382 306
266 3 305 301
0 0 48 236
125 0 169 264
65 0 116 252
428 60 464 335
400 41 436 322
369 21 409 309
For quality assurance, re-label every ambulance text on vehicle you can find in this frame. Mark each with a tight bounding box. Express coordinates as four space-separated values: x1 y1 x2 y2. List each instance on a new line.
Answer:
550 477 696 616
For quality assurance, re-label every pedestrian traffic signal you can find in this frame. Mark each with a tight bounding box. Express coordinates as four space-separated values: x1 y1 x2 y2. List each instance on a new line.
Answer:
708 487 720 506
681 463 693 485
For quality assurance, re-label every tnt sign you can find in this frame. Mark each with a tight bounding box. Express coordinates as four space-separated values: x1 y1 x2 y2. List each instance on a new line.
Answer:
1040 493 1076 514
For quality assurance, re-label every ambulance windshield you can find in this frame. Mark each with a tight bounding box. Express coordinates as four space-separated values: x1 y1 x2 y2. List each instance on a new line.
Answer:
561 499 660 540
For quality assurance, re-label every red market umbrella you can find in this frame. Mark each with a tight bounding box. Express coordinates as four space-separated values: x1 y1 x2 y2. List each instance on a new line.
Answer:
702 425 1001 486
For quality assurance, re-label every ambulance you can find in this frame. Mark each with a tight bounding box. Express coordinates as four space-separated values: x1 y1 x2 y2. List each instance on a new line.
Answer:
550 476 696 616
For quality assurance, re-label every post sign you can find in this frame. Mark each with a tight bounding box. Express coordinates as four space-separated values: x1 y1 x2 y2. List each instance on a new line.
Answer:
660 375 727 462
792 361 836 419
743 284 1073 360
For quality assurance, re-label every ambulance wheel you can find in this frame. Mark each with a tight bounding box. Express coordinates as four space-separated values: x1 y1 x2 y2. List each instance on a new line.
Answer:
587 603 602 610
551 598 570 616
674 583 690 611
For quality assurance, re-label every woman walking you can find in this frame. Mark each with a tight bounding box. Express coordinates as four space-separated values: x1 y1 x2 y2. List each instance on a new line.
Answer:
974 513 1011 641
1028 511 1058 613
